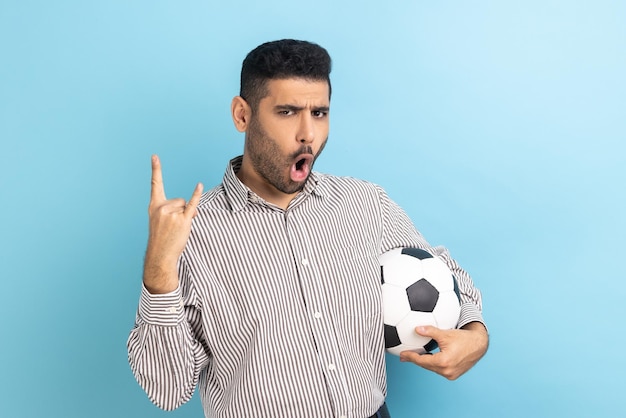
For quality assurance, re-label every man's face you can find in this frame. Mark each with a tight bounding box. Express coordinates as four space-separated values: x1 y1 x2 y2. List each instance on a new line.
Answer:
243 78 330 196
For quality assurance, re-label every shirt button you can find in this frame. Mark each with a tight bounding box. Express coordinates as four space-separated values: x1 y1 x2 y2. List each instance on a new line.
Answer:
302 258 309 266
313 312 322 319
328 364 335 371
166 307 177 314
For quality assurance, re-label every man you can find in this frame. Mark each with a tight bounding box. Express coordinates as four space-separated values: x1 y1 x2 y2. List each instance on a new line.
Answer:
128 39 488 418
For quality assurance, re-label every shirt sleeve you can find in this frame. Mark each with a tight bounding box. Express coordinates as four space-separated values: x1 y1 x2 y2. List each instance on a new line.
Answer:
126 257 210 411
377 186 485 329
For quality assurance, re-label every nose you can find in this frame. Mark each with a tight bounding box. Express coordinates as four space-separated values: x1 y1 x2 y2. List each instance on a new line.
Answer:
297 113 315 144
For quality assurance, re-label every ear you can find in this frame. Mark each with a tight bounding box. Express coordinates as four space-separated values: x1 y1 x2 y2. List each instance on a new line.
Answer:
231 96 251 133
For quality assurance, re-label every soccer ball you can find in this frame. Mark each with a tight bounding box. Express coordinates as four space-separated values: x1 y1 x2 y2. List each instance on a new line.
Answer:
380 247 461 356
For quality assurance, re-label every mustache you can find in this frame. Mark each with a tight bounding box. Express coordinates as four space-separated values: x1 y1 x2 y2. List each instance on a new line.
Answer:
290 146 314 159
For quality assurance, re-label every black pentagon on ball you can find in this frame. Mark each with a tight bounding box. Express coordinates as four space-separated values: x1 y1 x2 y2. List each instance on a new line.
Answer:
401 247 434 260
384 324 401 349
406 279 439 312
452 275 461 303
423 339 439 353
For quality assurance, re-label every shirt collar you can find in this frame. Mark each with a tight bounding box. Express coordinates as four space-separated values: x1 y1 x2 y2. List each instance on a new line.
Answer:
223 156 326 212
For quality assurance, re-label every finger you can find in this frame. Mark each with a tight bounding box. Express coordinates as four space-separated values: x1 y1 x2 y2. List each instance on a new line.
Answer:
401 349 464 380
150 154 167 203
400 326 445 365
415 325 444 340
151 198 187 217
168 198 187 212
400 350 438 367
184 183 204 218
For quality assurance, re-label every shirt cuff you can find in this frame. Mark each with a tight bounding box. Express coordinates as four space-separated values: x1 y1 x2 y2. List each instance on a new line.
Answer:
457 302 486 331
138 284 185 326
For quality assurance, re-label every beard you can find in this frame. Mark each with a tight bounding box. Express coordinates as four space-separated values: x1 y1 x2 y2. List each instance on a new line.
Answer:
245 116 327 195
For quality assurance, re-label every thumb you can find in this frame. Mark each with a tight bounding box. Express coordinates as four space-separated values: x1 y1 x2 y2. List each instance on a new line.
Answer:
399 325 444 365
415 325 443 339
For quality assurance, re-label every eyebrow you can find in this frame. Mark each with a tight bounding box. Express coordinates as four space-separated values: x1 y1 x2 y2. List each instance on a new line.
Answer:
274 104 330 113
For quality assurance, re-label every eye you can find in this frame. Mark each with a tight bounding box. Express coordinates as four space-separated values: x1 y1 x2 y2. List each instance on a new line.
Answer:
312 110 328 118
278 109 294 116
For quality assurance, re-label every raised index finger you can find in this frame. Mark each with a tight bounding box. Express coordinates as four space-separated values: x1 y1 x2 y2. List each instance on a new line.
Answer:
150 154 166 202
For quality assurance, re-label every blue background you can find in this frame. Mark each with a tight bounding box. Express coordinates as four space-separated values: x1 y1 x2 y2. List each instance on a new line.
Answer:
1 1 625 417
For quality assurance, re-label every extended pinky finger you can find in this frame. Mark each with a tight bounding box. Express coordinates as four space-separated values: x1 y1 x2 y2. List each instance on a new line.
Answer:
185 183 204 216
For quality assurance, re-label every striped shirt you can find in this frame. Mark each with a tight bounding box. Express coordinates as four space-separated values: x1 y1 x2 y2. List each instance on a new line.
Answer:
127 156 484 418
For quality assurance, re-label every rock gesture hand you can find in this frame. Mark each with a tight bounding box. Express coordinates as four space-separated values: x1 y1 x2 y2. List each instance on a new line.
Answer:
143 155 203 294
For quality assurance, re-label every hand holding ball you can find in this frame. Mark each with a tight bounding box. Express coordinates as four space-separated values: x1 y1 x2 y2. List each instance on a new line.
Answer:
380 248 462 356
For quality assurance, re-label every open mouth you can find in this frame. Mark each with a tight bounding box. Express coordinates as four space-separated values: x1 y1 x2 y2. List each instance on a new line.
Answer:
290 154 313 182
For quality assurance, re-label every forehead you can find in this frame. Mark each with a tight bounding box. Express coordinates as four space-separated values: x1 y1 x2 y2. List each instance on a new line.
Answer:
262 78 330 106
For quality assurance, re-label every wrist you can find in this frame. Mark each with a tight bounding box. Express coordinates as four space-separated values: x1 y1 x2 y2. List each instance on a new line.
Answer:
461 321 489 354
143 262 179 294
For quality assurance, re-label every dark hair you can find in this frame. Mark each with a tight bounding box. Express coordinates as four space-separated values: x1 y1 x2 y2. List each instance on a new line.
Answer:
240 39 332 108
